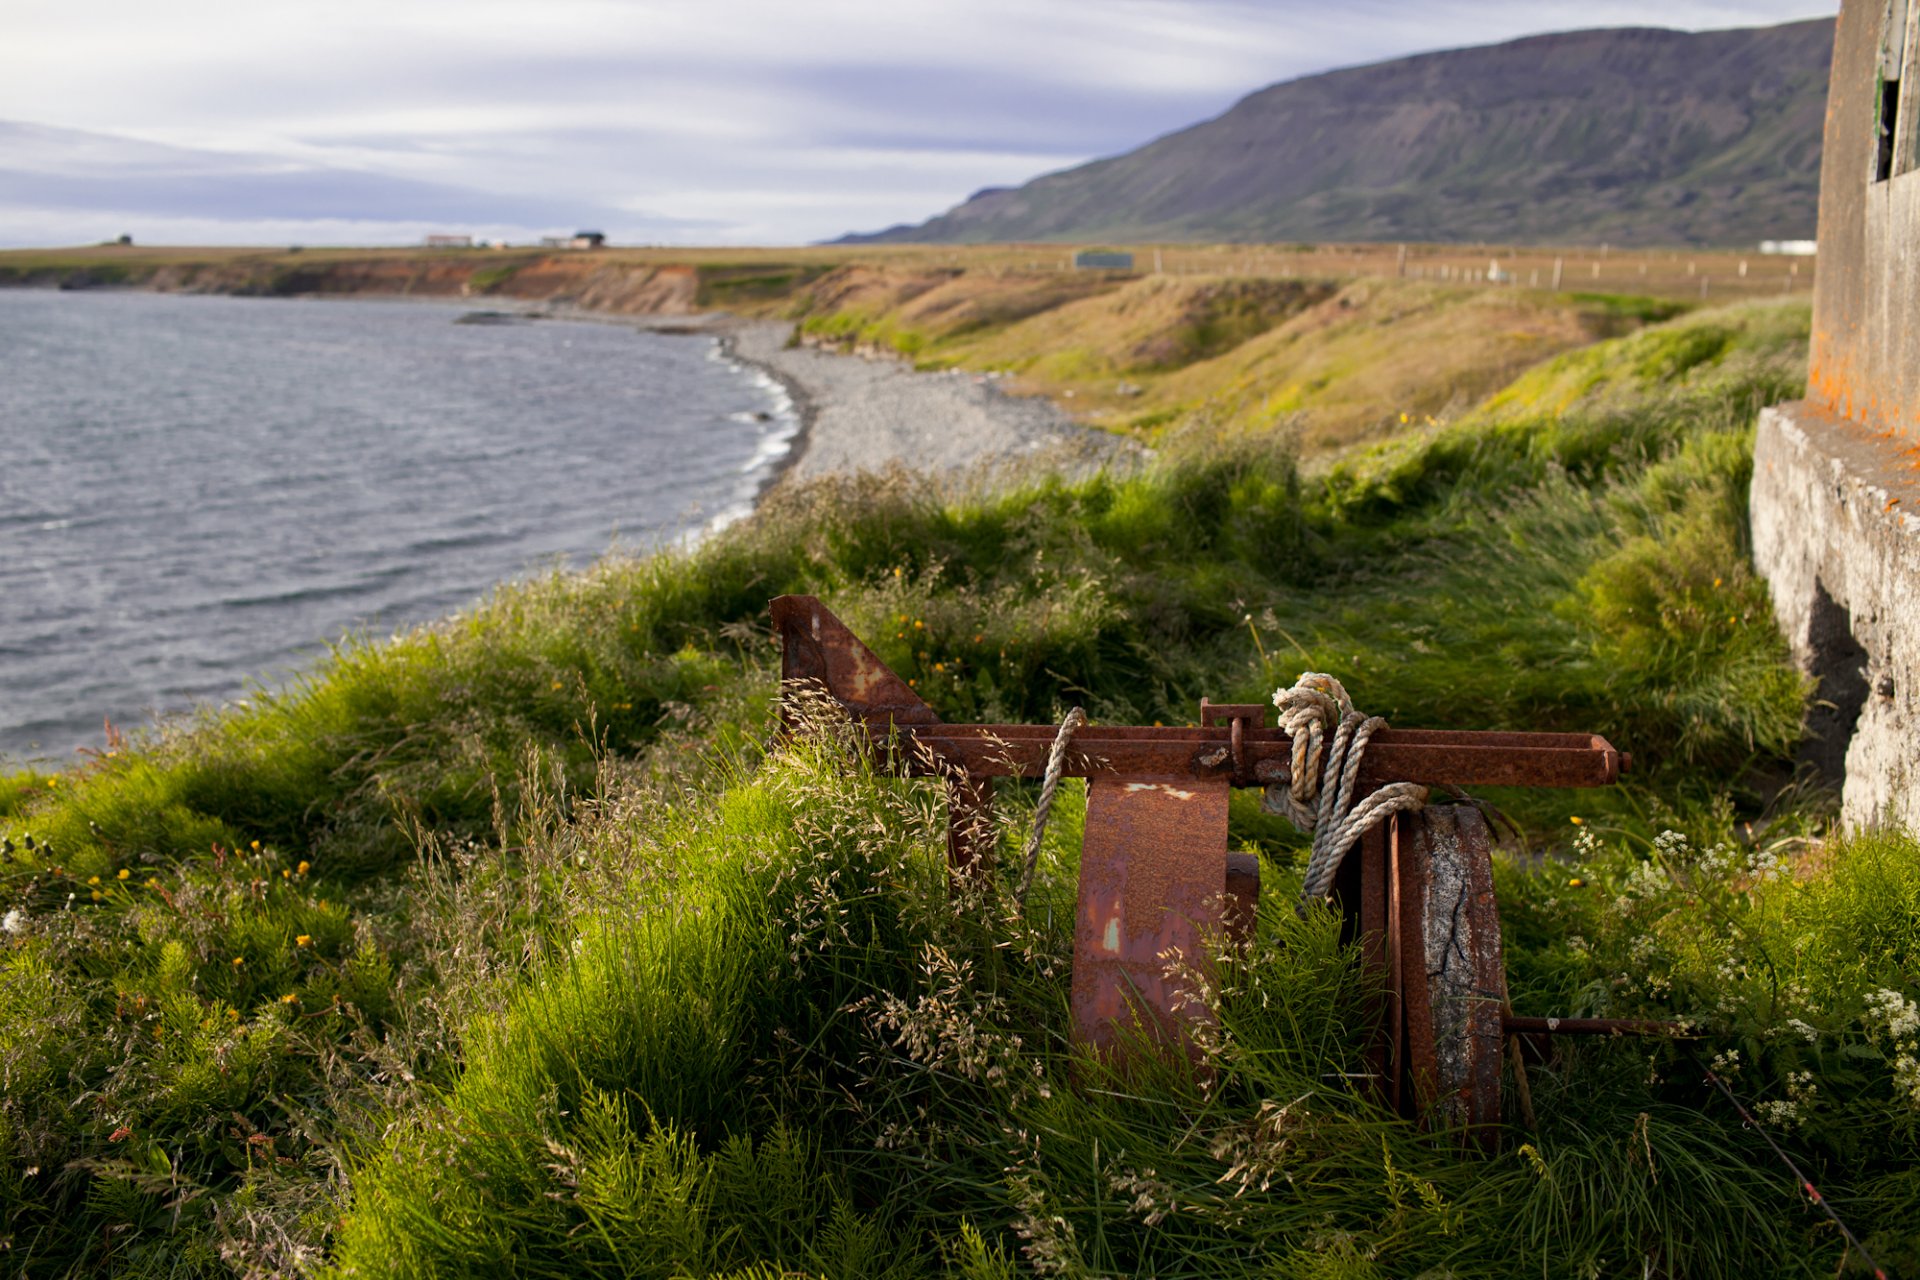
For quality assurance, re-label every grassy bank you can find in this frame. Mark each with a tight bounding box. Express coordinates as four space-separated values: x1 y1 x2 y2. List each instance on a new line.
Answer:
6 296 1918 1277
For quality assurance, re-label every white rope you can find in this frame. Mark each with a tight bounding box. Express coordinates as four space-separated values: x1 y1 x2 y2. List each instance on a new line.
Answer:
1264 673 1426 906
1016 706 1085 909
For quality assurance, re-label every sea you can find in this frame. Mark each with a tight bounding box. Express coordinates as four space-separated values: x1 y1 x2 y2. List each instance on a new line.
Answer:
0 289 799 763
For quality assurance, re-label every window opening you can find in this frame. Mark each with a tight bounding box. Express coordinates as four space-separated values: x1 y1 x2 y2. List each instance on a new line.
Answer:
1877 0 1909 181
1878 78 1901 181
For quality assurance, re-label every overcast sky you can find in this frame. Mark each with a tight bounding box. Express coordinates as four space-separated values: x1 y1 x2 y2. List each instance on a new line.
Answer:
0 0 1837 248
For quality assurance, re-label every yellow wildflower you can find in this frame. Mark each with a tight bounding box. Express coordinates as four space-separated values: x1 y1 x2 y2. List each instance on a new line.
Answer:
296 861 309 875
116 869 129 881
295 935 312 948
232 956 245 967
87 876 100 886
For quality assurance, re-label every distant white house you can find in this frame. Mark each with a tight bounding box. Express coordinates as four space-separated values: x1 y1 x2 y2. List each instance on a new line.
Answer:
1759 239 1818 255
539 231 608 250
425 234 473 249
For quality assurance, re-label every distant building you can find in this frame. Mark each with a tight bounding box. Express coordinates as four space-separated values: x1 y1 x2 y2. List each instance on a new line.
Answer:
539 232 607 250
1073 250 1134 270
1750 6 1920 831
425 234 473 249
1759 239 1819 255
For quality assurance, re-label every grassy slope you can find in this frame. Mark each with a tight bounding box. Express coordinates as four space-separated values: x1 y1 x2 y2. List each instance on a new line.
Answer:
781 266 1670 455
5 297 1918 1276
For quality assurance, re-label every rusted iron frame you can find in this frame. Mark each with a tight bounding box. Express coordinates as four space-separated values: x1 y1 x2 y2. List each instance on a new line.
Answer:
773 593 1660 1116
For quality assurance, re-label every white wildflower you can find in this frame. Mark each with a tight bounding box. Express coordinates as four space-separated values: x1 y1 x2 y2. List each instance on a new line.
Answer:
1 908 23 934
1652 829 1690 860
1864 989 1920 1107
1786 1018 1819 1044
1867 989 1920 1039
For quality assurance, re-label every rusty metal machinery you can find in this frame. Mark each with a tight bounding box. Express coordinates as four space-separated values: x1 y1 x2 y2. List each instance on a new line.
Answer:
773 594 1664 1146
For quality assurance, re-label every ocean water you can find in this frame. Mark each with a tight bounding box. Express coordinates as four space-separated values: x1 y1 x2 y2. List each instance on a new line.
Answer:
0 289 797 762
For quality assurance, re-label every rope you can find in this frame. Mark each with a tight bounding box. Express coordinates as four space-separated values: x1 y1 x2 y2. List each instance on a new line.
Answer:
1264 673 1427 906
1016 707 1085 908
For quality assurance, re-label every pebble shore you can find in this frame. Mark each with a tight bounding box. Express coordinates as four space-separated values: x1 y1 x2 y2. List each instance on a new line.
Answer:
713 319 1133 485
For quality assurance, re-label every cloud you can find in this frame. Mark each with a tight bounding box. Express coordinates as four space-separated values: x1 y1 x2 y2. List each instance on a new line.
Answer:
0 0 1838 246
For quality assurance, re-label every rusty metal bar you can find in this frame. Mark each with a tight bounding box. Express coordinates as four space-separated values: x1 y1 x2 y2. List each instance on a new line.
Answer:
773 594 1626 790
1502 1015 1689 1037
945 774 996 886
855 723 1624 789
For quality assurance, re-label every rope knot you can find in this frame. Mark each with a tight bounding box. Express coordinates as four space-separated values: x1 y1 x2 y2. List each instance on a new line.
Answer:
1266 673 1426 905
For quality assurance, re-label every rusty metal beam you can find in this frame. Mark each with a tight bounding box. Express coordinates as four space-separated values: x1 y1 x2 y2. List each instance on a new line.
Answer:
774 595 1626 789
852 722 1624 789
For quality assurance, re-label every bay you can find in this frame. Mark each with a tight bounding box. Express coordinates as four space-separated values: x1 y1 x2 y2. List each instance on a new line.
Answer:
0 290 795 762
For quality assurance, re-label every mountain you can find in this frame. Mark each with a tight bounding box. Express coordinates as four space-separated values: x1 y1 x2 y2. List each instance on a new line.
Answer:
840 18 1834 248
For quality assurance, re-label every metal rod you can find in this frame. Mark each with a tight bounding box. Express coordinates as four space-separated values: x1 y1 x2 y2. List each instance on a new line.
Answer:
1503 1015 1689 1037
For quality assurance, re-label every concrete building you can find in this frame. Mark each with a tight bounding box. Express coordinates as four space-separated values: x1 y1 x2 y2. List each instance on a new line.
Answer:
424 234 473 249
1751 0 1920 830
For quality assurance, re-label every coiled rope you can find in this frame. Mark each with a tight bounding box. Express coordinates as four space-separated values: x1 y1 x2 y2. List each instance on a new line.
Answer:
1016 706 1085 909
1264 673 1427 906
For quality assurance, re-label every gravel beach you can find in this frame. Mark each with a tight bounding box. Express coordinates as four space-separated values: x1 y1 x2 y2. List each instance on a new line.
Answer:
715 319 1133 484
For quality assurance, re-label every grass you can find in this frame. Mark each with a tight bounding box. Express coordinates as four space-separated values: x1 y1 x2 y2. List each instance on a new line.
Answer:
4 295 1916 1276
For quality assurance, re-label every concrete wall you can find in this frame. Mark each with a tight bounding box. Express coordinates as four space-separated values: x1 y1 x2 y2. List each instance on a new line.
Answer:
1753 2 1920 828
1752 403 1920 830
1809 0 1920 441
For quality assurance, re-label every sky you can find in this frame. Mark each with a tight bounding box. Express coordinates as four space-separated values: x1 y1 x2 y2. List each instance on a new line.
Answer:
1 0 1837 248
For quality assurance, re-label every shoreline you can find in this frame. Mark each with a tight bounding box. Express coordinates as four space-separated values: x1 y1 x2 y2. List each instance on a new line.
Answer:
4 276 1134 503
709 320 818 502
704 316 1133 490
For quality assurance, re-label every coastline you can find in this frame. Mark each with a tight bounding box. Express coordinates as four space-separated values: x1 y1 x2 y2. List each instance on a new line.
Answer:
702 316 1133 492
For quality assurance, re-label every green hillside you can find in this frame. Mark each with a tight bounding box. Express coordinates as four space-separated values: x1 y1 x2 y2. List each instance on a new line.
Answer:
846 20 1832 249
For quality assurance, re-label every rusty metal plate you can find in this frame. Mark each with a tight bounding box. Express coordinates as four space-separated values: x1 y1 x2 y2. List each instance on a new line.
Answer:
1397 806 1505 1147
772 594 939 728
1072 775 1231 1064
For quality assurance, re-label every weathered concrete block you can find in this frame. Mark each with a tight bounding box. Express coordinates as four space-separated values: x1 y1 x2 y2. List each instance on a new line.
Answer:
1750 401 1920 831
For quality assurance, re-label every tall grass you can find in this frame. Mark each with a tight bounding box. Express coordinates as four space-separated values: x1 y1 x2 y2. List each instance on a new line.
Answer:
7 297 1907 1276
